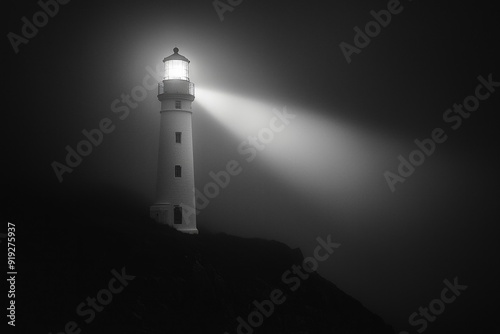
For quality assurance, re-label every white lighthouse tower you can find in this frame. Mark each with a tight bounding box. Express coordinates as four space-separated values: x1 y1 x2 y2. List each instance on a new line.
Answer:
150 47 198 234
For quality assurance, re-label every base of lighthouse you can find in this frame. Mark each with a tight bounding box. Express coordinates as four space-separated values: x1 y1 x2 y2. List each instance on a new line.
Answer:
150 204 198 234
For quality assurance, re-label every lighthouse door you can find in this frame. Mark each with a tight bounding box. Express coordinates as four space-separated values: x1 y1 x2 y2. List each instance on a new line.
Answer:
174 206 182 224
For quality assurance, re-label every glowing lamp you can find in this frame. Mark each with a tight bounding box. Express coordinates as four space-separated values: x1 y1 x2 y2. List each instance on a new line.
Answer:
163 47 190 80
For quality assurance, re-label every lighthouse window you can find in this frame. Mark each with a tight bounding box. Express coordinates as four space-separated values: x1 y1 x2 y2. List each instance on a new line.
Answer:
175 100 182 109
175 132 182 143
174 206 182 224
175 165 182 177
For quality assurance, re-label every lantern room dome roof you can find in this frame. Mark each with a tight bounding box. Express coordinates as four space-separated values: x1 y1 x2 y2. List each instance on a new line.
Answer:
163 47 190 63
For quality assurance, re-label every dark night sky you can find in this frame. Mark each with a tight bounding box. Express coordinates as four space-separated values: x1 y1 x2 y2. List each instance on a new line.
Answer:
4 0 500 332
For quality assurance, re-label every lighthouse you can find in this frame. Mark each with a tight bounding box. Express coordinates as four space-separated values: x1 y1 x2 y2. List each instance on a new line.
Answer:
150 47 198 234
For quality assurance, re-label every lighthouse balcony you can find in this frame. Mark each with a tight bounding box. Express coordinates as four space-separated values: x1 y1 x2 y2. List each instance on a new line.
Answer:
158 80 195 98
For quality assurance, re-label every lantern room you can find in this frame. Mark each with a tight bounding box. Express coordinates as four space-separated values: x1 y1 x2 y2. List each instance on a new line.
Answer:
163 47 190 81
